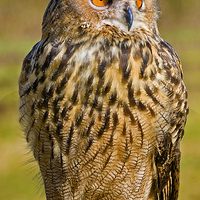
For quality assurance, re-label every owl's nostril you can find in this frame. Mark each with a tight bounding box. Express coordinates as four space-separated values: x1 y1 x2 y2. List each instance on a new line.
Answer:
124 6 133 31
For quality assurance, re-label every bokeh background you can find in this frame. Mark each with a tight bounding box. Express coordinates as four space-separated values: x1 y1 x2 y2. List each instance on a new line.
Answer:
0 0 199 199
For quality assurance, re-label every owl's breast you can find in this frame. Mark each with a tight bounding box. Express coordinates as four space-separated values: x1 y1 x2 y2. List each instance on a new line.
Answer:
19 32 188 199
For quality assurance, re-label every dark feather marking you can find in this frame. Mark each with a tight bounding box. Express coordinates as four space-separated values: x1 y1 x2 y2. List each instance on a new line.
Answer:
71 84 79 104
41 34 50 50
112 113 118 130
43 110 49 122
160 41 174 57
56 76 69 94
85 86 93 98
52 95 65 121
55 94 65 104
109 90 117 106
128 82 136 107
42 85 54 99
97 101 103 112
51 69 62 81
37 97 48 109
120 43 131 81
85 118 95 137
41 45 58 72
155 58 159 67
92 95 98 109
150 69 156 80
171 76 180 85
85 138 94 153
22 42 39 76
48 86 54 98
66 124 74 155
39 74 46 83
137 101 146 111
87 74 94 86
53 105 60 123
146 41 152 53
102 81 111 96
98 108 110 137
56 122 63 141
140 43 152 78
34 64 40 77
166 62 172 70
123 68 131 81
50 135 54 159
123 102 135 124
77 25 88 36
148 106 156 117
52 97 59 110
64 42 83 63
89 107 94 117
122 122 126 136
61 107 67 119
51 58 74 81
137 120 144 147
144 85 161 106
124 139 131 161
76 111 84 127
25 86 32 96
19 101 28 111
96 79 104 96
98 60 107 79
165 69 172 81
51 42 82 81
31 103 35 116
46 124 50 132
32 78 39 93
82 119 95 152
37 99 43 109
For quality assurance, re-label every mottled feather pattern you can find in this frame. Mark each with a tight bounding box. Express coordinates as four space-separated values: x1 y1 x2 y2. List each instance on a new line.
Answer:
19 0 188 199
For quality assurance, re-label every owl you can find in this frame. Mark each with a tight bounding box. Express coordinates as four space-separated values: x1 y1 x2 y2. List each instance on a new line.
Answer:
19 0 188 199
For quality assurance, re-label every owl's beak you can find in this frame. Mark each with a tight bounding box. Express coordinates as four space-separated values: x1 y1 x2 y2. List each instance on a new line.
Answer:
102 5 133 32
124 6 133 31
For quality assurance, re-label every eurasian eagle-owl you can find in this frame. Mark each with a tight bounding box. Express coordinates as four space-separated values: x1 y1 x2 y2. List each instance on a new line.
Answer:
19 0 188 199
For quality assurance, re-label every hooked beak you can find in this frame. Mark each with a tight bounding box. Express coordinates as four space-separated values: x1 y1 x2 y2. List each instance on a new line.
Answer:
102 4 133 32
124 6 133 31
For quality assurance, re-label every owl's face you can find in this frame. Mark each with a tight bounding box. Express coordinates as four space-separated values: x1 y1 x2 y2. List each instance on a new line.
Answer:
42 0 158 38
71 0 158 32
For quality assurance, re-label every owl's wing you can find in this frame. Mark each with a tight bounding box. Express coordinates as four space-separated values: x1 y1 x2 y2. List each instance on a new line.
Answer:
155 134 181 200
19 42 41 90
154 40 188 200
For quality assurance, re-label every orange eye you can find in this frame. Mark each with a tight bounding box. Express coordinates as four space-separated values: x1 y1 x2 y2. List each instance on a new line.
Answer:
92 0 109 7
136 0 142 9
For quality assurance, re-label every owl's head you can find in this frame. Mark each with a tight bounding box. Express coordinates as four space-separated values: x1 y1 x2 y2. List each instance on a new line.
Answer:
42 0 159 38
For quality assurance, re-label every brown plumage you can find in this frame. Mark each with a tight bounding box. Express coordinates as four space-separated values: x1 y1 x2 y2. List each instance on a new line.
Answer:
19 0 188 199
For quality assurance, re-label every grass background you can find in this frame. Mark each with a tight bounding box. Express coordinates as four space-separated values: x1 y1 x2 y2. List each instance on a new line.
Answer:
0 0 199 199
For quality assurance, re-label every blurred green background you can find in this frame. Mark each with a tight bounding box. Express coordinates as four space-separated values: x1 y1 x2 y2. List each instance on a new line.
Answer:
0 0 199 199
